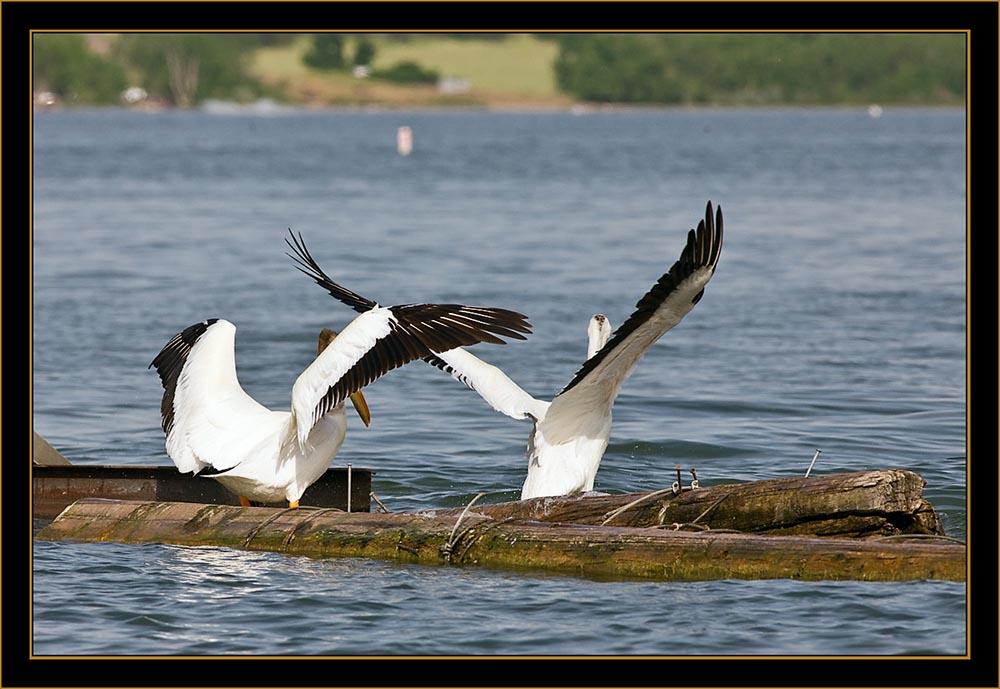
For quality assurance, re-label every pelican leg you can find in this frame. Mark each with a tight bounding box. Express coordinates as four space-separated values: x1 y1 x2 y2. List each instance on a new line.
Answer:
239 496 251 507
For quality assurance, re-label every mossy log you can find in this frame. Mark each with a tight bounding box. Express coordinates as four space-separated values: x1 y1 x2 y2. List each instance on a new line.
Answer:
427 470 943 538
37 498 965 582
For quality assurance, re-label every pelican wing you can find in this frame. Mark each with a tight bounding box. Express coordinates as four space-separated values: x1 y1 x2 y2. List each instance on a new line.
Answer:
286 230 380 314
291 303 533 447
149 319 280 474
287 229 531 342
286 228 537 431
548 201 724 428
287 229 532 344
425 348 550 421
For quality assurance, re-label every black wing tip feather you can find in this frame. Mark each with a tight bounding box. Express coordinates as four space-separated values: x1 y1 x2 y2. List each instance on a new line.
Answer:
148 318 221 436
558 201 724 395
284 229 377 314
392 303 532 351
148 318 220 372
285 231 535 345
701 200 724 270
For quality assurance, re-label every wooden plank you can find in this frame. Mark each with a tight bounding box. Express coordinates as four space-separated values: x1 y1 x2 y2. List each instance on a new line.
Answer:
427 470 944 538
32 465 374 519
36 499 965 582
33 431 72 466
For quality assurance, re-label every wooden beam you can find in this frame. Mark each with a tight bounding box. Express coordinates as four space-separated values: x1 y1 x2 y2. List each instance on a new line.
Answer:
33 464 375 519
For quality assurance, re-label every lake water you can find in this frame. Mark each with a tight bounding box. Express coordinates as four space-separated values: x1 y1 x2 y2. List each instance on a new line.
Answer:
30 107 967 661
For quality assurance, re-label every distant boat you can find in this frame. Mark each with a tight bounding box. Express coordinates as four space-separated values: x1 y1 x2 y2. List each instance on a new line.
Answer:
867 104 884 118
397 126 413 156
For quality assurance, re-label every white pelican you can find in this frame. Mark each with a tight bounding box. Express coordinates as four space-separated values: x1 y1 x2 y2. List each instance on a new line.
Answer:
148 261 533 508
288 202 723 500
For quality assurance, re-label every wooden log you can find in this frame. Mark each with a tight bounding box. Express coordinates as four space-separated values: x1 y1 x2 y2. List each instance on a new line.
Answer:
427 470 944 538
36 499 965 582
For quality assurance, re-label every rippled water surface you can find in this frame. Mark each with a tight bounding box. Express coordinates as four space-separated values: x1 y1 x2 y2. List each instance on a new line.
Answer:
31 107 967 657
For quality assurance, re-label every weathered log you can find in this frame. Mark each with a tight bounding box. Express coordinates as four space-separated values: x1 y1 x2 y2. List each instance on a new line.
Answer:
37 498 965 582
427 470 944 538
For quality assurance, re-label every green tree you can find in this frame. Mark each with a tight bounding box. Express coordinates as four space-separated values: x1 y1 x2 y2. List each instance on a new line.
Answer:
372 61 438 84
33 33 127 104
553 33 965 105
114 33 261 108
304 34 346 70
352 36 376 67
250 33 297 47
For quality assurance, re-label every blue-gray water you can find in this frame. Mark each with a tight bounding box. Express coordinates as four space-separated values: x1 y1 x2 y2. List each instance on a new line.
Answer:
32 107 966 657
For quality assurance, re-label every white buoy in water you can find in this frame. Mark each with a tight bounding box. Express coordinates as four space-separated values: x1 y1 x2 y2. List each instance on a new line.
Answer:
397 126 413 156
867 104 884 118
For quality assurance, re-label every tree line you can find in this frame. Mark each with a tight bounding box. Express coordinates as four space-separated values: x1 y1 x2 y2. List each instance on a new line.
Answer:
551 33 965 105
32 33 966 107
33 33 271 106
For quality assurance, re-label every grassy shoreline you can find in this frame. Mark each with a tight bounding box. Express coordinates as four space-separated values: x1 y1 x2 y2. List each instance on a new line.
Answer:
250 34 575 110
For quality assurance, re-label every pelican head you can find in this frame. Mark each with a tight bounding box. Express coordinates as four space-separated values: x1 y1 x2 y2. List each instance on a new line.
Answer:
587 314 612 360
318 328 371 427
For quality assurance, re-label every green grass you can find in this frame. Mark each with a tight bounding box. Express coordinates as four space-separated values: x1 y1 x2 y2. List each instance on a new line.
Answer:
370 34 560 98
250 35 314 79
250 34 564 105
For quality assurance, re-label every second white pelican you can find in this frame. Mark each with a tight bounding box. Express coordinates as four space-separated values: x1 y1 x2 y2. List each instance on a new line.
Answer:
287 202 723 500
149 244 532 507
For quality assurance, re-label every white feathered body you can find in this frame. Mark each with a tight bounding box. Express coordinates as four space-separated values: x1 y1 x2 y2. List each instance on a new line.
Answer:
427 202 723 500
522 402 612 499
431 340 615 500
160 319 354 504
209 413 347 505
153 290 534 505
